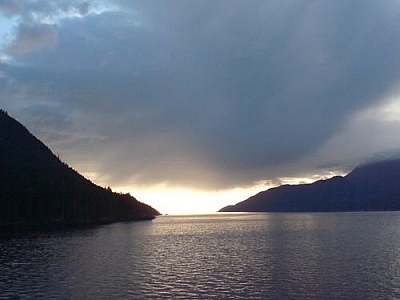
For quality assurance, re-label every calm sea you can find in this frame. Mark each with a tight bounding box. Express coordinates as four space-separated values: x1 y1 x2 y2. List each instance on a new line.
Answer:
1 212 400 299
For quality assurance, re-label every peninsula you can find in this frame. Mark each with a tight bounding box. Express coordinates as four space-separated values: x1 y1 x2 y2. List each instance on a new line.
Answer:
0 110 160 230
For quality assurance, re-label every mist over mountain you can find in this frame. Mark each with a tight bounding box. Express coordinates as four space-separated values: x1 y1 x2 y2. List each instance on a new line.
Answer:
219 158 400 213
0 110 159 230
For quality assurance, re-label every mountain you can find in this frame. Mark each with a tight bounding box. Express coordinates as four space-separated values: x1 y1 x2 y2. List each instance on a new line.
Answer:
0 109 160 229
219 158 400 212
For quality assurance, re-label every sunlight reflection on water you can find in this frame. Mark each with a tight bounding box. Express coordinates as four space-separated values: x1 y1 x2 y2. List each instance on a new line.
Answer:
1 212 400 299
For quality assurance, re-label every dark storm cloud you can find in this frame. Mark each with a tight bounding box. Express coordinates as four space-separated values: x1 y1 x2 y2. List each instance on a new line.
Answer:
2 0 400 189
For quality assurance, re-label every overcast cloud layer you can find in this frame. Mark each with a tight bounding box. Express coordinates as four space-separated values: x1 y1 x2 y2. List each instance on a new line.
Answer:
1 0 400 191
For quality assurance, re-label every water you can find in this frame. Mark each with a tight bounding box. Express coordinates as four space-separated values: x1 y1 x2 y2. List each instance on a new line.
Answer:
1 212 400 299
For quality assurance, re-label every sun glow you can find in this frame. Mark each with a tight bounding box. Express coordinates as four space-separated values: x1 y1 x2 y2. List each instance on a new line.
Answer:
131 173 345 214
80 163 348 215
113 185 270 215
81 170 344 215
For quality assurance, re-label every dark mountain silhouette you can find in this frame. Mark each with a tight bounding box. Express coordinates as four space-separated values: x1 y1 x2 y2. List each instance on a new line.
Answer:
219 158 400 212
0 109 160 230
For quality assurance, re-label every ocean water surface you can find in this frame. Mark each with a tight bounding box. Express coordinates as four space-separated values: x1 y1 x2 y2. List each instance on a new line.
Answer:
1 212 400 299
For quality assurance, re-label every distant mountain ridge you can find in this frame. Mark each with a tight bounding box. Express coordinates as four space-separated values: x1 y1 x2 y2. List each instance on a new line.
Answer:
0 110 160 229
219 158 400 212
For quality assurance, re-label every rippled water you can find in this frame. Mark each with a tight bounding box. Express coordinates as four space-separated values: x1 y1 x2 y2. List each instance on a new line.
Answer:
2 212 400 299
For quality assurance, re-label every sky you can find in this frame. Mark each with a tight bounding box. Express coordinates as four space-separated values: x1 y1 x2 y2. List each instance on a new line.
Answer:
1 0 400 214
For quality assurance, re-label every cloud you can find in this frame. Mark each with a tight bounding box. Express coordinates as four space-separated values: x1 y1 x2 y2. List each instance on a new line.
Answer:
0 0 93 19
0 1 116 56
2 0 400 191
305 97 400 169
6 23 58 55
0 0 22 16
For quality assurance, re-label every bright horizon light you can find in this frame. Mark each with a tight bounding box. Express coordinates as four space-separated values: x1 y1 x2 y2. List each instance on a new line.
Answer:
80 173 345 215
111 185 269 215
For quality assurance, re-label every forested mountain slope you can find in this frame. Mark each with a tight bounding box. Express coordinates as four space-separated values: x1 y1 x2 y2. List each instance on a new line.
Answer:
219 159 400 212
0 110 159 229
